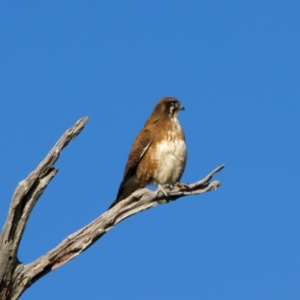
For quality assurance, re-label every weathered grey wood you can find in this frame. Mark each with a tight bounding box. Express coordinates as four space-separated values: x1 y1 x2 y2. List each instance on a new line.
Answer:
0 117 88 300
0 117 224 300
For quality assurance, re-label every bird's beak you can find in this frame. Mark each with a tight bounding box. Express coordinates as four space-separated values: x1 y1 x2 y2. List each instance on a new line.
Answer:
179 104 185 111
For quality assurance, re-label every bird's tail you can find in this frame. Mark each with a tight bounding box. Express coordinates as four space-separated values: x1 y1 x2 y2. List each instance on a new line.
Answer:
108 181 126 209
108 197 122 209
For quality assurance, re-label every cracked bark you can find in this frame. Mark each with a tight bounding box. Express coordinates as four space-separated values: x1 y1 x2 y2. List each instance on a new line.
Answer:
0 117 224 300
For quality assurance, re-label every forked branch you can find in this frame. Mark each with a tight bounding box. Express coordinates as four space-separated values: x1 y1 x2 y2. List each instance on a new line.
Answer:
0 117 224 300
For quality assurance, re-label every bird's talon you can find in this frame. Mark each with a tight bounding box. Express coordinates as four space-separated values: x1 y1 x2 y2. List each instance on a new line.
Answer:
163 183 172 190
175 182 190 191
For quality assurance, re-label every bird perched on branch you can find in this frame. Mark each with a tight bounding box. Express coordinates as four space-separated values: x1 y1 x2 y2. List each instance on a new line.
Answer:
109 97 187 209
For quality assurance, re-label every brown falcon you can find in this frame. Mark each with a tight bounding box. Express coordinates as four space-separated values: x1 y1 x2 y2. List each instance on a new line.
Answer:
109 97 187 208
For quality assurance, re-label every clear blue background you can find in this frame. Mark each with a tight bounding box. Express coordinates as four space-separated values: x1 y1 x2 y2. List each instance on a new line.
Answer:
1 1 299 299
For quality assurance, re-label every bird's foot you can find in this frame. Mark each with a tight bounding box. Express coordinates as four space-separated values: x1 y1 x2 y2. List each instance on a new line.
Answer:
163 183 172 190
174 182 190 191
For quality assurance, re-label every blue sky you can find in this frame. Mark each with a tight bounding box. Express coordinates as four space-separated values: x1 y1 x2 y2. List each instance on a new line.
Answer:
1 1 299 299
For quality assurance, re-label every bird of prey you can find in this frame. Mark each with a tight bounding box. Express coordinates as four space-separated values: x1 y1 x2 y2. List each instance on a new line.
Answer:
109 97 187 209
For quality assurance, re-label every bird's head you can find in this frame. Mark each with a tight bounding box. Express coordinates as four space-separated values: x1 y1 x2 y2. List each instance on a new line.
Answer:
154 97 185 119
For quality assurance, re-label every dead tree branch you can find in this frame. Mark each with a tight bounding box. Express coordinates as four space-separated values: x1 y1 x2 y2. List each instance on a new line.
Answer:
0 117 224 300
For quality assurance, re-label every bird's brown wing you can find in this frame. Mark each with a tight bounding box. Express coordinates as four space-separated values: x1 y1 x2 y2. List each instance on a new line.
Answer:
123 128 152 181
109 129 152 209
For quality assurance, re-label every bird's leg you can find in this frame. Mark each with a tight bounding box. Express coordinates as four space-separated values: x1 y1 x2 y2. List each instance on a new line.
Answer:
156 184 169 198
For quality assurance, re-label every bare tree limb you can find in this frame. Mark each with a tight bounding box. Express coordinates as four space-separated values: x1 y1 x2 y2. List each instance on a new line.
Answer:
0 117 224 300
0 117 88 300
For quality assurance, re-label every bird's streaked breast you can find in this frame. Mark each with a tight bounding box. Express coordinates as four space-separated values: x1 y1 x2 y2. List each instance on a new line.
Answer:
152 119 187 185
